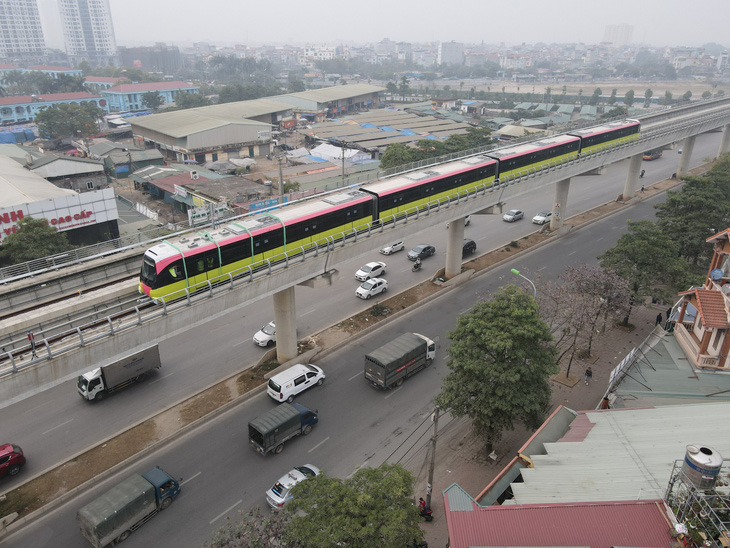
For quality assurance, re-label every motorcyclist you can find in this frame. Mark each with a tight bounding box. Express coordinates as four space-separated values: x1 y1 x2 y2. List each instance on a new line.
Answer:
414 257 422 269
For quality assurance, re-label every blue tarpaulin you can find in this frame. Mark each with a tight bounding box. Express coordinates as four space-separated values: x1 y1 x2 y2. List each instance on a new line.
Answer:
0 131 15 144
360 123 375 128
398 129 417 136
377 126 394 132
423 135 439 140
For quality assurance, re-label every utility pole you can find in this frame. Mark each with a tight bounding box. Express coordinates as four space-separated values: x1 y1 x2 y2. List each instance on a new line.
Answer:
341 141 346 187
277 154 285 199
426 406 440 509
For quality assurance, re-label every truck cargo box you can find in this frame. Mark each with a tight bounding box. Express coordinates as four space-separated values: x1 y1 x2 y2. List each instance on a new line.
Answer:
101 345 161 388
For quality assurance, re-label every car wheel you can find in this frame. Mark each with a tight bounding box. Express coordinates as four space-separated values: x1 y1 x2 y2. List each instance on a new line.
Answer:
303 424 313 435
274 444 284 454
394 378 404 387
381 287 387 294
94 391 106 401
366 294 371 299
160 497 172 510
381 269 385 276
316 378 324 386
7 464 21 476
267 340 275 347
286 395 294 403
117 530 131 543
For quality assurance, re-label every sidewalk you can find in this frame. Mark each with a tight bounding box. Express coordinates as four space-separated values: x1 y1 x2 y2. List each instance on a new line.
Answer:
417 305 663 548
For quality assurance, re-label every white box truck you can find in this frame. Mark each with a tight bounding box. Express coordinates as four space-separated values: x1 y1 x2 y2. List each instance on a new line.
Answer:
77 345 161 401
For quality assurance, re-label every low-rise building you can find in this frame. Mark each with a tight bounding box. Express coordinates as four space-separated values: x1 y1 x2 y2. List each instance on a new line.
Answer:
102 81 199 112
0 92 107 125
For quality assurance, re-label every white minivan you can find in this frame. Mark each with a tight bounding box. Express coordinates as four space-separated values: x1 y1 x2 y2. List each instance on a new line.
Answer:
267 363 325 403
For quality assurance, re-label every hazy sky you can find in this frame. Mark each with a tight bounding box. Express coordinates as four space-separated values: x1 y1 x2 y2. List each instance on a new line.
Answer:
38 0 728 50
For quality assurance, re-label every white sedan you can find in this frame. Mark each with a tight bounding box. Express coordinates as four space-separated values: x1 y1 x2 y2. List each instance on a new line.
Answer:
503 209 524 222
265 464 321 510
380 240 404 255
532 210 552 225
355 261 386 282
356 278 388 299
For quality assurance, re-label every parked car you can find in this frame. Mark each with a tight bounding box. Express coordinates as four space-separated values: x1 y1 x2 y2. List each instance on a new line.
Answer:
356 278 388 299
462 239 477 257
355 261 386 282
502 209 524 222
277 143 295 151
267 363 325 403
446 215 471 228
532 210 552 225
0 444 25 478
253 321 276 347
407 244 436 261
642 150 662 161
380 240 404 255
265 464 321 509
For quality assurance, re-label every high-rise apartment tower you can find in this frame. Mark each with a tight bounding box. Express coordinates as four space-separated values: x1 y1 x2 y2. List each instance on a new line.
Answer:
0 0 46 62
58 0 117 66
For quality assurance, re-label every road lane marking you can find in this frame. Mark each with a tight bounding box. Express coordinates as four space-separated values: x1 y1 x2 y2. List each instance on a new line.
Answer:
181 472 201 486
384 387 401 399
348 372 362 381
308 436 330 453
232 339 248 348
150 373 174 384
301 309 316 317
537 266 546 272
348 460 369 478
210 500 242 524
42 419 74 435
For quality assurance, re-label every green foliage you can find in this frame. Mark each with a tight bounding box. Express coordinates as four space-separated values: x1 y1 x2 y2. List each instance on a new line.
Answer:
683 90 692 101
436 285 558 453
663 90 673 105
0 218 74 264
379 142 413 169
141 91 164 110
702 90 712 99
284 464 423 548
287 79 305 93
386 81 397 95
588 88 602 106
218 83 282 104
600 106 628 120
378 127 493 169
623 89 635 106
598 220 692 318
203 506 290 548
608 88 617 105
398 76 410 98
2 70 86 95
655 155 730 270
34 102 103 139
283 181 301 193
175 92 211 109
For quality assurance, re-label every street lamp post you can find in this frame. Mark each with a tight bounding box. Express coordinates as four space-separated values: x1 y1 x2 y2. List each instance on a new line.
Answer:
510 268 536 298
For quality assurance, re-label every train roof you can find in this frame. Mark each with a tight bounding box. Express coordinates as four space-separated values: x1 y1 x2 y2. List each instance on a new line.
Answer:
144 189 372 262
486 133 579 159
361 154 496 196
566 118 640 138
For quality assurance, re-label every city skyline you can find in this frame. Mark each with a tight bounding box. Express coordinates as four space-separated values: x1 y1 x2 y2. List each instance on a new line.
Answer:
34 0 728 53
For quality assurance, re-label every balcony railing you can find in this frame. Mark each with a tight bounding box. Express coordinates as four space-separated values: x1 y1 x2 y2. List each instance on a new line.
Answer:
674 323 720 368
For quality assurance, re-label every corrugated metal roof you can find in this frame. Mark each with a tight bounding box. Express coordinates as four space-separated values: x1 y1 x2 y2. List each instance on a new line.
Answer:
279 84 385 104
0 155 76 208
509 402 730 504
444 496 674 548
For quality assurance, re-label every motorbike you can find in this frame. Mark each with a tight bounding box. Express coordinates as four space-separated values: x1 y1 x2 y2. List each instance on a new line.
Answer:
412 261 422 272
407 541 428 547
419 506 434 522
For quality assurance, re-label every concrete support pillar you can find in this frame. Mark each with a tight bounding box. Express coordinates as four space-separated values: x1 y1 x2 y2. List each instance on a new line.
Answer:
274 286 297 363
549 178 570 231
444 217 465 279
719 123 730 157
677 135 696 178
622 154 643 200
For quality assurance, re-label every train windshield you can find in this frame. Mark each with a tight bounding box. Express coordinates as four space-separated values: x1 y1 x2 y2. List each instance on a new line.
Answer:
140 257 157 286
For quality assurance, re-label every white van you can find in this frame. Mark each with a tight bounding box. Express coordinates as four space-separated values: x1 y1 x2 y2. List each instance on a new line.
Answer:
267 363 325 403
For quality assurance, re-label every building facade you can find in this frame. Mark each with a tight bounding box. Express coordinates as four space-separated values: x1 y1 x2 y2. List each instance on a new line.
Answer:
58 0 117 67
438 41 464 66
0 0 46 63
102 81 199 112
0 91 106 125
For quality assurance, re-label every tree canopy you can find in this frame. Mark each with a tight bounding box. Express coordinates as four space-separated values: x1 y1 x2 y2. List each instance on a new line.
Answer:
0 217 74 264
436 285 558 454
34 102 103 139
379 127 493 169
174 92 212 109
141 91 164 110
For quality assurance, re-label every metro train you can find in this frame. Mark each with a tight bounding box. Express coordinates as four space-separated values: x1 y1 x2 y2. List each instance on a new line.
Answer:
139 118 640 301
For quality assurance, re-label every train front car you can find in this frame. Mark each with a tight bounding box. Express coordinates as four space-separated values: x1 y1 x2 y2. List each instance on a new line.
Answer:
486 134 581 183
567 119 640 156
360 155 497 223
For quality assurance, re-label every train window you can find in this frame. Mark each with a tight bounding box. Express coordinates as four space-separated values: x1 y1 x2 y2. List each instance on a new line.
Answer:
168 265 182 279
206 256 216 269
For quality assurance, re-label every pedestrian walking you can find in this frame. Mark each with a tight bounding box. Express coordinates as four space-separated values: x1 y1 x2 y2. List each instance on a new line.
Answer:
27 330 37 359
666 307 672 321
656 312 663 326
640 184 645 193
584 367 593 385
640 169 645 178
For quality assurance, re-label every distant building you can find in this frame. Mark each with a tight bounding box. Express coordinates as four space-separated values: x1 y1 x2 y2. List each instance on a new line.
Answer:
438 41 464 66
117 43 183 74
28 153 107 193
0 0 46 63
83 76 122 94
602 24 633 46
102 81 199 112
59 0 118 67
0 91 106 125
27 65 82 78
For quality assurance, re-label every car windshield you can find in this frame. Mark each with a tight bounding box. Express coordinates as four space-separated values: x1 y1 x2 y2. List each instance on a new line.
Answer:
361 281 375 290
508 210 519 215
295 466 317 478
262 323 275 335
271 481 289 497
303 364 319 373
413 246 426 253
362 265 373 273
538 211 550 216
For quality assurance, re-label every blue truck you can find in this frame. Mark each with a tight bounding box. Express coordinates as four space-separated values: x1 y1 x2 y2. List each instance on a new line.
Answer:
77 466 181 547
248 402 318 455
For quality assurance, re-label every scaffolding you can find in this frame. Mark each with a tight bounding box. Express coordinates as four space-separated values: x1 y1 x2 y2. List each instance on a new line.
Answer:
665 458 730 546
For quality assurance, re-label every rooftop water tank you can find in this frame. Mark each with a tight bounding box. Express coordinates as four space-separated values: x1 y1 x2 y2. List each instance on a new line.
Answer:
682 444 723 490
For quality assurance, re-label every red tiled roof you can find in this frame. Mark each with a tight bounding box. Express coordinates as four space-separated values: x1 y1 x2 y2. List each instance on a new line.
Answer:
0 64 19 70
0 92 101 105
445 499 675 548
105 81 197 93
28 65 76 71
707 227 730 243
84 76 122 84
694 288 729 328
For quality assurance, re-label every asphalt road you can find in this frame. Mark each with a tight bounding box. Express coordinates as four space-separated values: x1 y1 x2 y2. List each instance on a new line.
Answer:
0 131 721 508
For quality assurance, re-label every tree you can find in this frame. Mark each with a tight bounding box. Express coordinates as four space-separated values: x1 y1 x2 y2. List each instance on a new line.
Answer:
683 90 692 101
284 464 423 548
175 92 212 110
644 88 653 107
142 91 164 110
588 87 602 106
624 89 635 106
702 90 712 99
287 79 305 93
664 90 673 105
385 81 397 96
204 506 291 548
0 217 74 264
436 285 558 455
598 220 691 326
578 88 583 104
378 142 414 169
34 102 103 139
398 76 410 100
608 88 617 105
